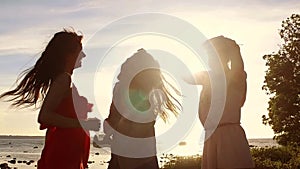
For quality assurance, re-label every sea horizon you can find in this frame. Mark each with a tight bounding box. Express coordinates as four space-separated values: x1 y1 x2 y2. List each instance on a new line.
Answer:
0 134 275 139
0 134 278 169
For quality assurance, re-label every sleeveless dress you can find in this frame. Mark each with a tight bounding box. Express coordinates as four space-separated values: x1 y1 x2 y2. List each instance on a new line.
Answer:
105 83 159 169
200 70 254 169
106 103 159 169
37 86 90 169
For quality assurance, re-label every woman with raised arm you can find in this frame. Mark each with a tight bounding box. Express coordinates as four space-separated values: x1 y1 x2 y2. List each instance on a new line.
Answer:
0 29 101 169
186 36 254 169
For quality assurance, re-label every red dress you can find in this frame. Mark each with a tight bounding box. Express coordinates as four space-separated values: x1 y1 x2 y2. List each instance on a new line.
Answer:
37 87 90 169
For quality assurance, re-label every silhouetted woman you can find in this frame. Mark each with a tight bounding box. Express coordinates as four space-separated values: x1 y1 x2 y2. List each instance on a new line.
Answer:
103 49 181 169
186 36 254 169
0 29 100 169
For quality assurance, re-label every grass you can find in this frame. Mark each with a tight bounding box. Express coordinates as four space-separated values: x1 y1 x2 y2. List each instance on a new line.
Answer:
160 146 300 169
160 154 201 169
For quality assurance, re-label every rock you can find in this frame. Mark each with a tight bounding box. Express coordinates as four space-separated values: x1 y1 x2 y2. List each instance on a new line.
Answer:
0 163 9 168
178 141 187 146
22 161 27 163
17 161 22 163
29 160 34 163
33 146 38 149
6 155 11 158
26 161 31 165
95 152 100 155
8 159 16 164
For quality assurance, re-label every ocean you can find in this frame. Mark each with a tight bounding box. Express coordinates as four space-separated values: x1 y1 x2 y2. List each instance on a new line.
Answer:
0 135 111 169
0 135 278 169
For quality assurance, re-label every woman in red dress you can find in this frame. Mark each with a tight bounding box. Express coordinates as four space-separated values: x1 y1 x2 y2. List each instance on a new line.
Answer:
0 29 100 169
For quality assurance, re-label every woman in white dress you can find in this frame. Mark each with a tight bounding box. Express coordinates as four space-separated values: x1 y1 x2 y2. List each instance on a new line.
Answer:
186 36 254 169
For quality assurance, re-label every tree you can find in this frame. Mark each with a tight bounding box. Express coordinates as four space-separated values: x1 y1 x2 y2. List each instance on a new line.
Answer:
262 14 300 146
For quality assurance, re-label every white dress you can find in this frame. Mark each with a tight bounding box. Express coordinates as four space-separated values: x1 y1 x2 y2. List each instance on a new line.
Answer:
200 70 255 169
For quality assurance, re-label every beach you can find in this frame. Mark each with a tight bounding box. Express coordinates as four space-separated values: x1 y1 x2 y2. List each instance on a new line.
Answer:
0 136 277 169
0 135 110 169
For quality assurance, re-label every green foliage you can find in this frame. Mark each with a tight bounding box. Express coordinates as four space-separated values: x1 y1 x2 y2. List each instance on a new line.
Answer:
262 14 300 146
160 146 300 169
251 146 300 169
160 154 201 169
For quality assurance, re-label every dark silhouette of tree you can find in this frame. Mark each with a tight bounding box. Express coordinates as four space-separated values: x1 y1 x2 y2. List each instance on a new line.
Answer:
262 14 300 146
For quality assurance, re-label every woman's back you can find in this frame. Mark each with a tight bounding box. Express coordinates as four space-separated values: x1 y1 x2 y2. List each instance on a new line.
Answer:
199 70 247 126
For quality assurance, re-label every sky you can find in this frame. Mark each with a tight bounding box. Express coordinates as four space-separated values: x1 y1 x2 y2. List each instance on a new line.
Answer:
0 0 299 141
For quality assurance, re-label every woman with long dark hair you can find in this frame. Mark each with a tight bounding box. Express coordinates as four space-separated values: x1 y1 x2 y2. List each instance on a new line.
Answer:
0 29 100 169
101 49 181 169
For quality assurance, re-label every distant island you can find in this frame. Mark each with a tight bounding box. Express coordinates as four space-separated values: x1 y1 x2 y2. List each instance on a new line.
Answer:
0 135 45 139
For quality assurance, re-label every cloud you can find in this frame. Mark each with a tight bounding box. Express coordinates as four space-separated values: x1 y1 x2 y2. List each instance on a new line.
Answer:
1 0 297 57
0 0 298 137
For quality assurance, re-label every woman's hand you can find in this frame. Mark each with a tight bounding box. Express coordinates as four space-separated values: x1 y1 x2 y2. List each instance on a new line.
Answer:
209 36 241 58
220 37 244 71
207 36 244 71
223 37 241 59
81 118 101 131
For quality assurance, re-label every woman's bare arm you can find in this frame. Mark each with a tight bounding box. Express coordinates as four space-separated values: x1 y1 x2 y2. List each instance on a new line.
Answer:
38 73 100 130
183 71 209 85
228 39 244 71
227 38 247 106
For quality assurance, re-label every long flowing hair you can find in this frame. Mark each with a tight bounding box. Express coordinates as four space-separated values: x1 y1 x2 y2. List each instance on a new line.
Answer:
117 49 182 122
0 29 83 107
